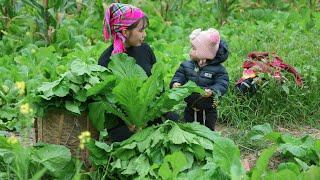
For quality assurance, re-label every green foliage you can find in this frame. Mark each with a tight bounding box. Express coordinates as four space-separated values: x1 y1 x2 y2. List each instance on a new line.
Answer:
242 123 320 179
251 146 278 179
0 136 79 179
213 0 239 25
88 54 203 128
158 151 188 179
37 59 108 115
86 121 245 179
0 80 34 130
250 124 320 170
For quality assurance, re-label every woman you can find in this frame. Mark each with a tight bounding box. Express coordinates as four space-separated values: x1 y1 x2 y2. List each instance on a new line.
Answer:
98 3 165 142
99 3 155 76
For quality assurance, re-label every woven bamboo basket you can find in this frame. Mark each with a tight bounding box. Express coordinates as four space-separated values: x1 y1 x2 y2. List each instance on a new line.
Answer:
35 108 98 161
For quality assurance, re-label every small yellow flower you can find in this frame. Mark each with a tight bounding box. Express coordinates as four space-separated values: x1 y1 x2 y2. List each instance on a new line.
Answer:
7 135 19 144
79 144 85 150
31 49 36 53
78 131 91 149
15 81 25 95
20 103 31 114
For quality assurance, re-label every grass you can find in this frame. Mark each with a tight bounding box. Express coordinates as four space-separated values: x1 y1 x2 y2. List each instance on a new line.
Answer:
148 5 320 129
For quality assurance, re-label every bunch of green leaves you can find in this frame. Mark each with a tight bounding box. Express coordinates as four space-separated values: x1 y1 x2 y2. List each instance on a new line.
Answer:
37 59 109 115
0 14 36 56
0 136 80 179
86 121 245 179
249 123 320 168
0 80 34 131
87 54 203 130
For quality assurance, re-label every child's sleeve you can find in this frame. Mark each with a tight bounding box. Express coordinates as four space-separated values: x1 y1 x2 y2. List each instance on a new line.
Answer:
169 62 187 88
208 65 229 96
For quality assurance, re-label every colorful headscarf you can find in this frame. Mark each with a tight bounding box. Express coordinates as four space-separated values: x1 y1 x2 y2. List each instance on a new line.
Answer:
103 3 145 55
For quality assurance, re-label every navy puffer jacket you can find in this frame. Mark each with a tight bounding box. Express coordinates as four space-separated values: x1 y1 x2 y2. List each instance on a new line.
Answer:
170 40 229 109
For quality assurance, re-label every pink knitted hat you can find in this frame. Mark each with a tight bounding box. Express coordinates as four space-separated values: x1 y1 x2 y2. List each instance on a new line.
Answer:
189 28 220 60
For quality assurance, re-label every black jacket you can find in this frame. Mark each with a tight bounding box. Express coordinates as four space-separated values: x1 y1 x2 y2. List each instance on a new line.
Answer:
98 43 156 76
170 40 229 109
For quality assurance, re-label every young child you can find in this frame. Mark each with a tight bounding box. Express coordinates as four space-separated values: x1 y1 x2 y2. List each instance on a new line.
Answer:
170 28 229 131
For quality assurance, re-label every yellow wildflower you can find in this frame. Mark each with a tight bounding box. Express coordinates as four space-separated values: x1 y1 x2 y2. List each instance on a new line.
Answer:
20 103 31 115
79 144 85 150
78 131 91 149
7 135 19 145
15 81 25 95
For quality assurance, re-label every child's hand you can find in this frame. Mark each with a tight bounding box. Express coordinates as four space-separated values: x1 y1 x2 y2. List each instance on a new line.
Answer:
203 89 213 97
172 82 181 88
198 59 207 67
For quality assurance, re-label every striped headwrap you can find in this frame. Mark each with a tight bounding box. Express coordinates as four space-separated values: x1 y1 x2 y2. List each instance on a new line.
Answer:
103 3 145 55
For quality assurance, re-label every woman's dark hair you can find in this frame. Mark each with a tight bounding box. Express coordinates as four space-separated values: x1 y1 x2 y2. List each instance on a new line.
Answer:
127 16 149 30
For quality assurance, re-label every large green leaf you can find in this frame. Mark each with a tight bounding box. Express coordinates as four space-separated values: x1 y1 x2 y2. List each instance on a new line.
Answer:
212 137 245 180
180 122 220 142
32 144 71 176
70 60 90 76
86 76 116 96
146 81 203 121
167 123 197 144
251 146 277 180
249 123 274 141
37 78 62 99
299 166 320 180
138 61 165 107
122 154 150 177
112 78 146 127
88 100 127 130
158 151 188 179
52 80 70 97
65 101 80 114
88 102 106 131
109 54 147 81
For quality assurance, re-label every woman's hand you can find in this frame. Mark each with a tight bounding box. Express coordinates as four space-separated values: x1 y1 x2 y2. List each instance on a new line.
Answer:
172 82 181 88
128 124 142 132
128 124 136 132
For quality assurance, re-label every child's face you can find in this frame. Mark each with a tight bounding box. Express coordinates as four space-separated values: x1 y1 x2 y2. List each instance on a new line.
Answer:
189 44 199 61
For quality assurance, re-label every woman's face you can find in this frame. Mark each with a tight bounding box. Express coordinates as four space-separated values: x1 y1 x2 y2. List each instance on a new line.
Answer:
125 19 147 47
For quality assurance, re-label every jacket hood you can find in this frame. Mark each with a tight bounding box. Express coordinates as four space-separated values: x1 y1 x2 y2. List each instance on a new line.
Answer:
207 40 229 65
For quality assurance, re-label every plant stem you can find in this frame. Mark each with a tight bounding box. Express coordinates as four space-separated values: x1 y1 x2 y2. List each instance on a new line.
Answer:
42 0 50 44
